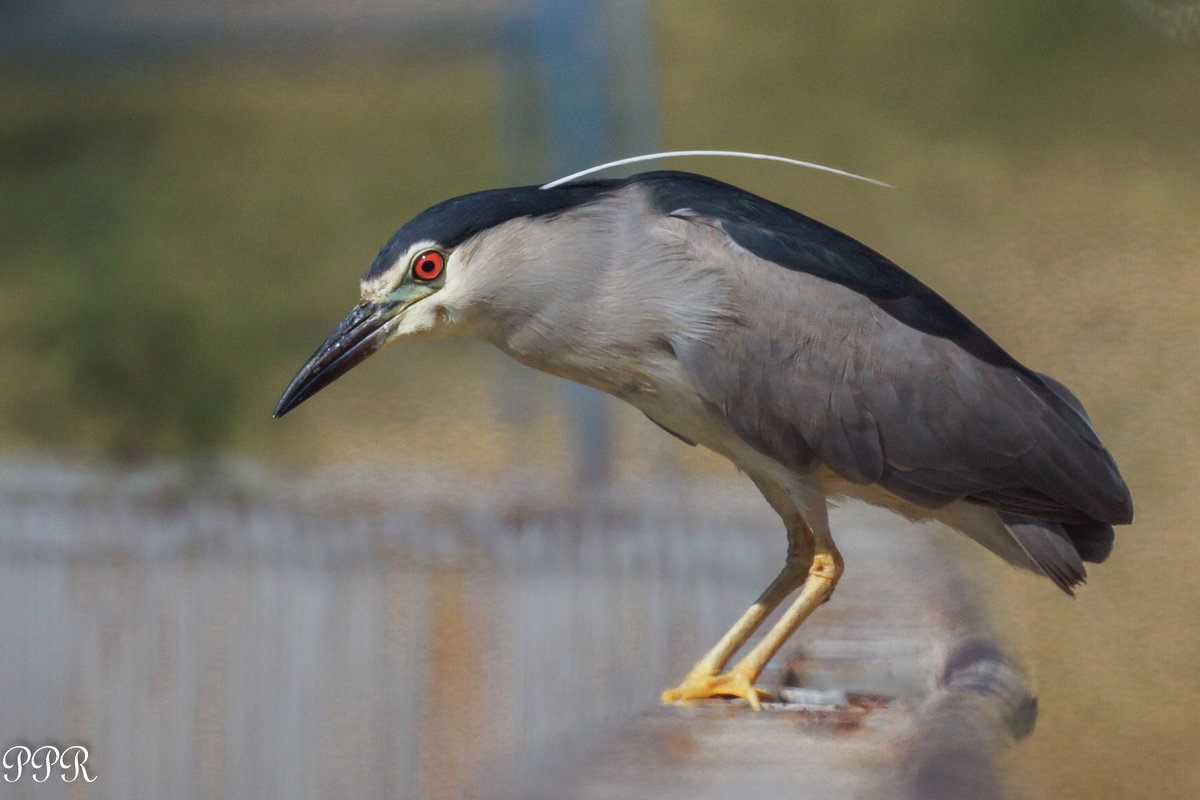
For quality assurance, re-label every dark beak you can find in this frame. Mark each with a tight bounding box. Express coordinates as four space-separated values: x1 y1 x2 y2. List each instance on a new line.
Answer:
273 301 395 418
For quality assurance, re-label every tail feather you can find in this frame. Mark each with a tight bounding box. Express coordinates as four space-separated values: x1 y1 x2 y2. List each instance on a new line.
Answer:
999 513 1103 595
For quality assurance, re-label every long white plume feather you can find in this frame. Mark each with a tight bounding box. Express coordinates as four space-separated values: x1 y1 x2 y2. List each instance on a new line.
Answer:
539 150 893 190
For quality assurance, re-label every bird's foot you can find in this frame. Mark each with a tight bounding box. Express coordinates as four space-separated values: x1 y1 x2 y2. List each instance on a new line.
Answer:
661 666 774 711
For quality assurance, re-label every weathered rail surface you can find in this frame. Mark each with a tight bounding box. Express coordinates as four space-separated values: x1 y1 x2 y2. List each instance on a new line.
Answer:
0 461 1032 799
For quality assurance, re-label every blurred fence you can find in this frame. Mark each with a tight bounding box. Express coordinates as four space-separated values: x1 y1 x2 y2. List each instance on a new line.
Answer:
0 459 1027 800
0 460 788 800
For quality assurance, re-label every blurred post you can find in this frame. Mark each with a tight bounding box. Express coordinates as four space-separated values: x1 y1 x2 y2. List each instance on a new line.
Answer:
499 0 659 490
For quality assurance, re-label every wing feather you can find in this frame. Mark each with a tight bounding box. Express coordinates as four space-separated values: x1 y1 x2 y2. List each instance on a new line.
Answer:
646 173 1132 566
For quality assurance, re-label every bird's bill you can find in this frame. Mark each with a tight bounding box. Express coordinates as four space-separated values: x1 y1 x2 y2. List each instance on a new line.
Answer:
273 301 396 418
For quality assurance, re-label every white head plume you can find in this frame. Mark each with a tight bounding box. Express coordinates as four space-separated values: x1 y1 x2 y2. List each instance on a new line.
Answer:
540 150 893 190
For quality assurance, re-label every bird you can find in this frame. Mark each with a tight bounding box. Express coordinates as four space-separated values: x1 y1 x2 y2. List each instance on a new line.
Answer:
273 153 1133 710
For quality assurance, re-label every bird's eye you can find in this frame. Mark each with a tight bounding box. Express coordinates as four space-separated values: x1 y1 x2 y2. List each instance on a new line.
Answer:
412 250 445 282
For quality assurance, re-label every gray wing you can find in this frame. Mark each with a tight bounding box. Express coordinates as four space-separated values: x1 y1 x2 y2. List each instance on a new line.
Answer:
645 175 1132 575
678 284 1130 525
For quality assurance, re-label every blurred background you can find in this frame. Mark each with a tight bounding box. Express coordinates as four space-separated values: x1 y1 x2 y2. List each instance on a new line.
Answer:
2 0 1199 798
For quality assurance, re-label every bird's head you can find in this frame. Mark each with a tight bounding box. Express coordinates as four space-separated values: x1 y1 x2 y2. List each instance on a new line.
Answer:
272 179 617 418
273 152 894 419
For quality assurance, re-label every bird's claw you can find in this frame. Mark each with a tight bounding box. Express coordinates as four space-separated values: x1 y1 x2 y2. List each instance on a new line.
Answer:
661 667 774 711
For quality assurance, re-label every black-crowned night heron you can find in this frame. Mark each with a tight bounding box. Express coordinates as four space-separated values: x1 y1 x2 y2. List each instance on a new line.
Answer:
274 154 1132 710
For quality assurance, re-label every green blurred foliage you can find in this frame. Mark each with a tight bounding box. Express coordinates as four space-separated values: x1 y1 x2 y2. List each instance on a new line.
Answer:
1 58 495 460
2 1 1197 465
4 103 229 459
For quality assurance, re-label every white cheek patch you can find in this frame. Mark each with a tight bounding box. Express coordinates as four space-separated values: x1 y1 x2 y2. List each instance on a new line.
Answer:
359 239 441 302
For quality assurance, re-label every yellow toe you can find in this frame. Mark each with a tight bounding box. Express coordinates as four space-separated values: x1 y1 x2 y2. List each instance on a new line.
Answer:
661 667 774 711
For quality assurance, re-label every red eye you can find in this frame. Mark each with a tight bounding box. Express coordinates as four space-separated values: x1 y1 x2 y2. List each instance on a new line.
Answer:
412 250 445 282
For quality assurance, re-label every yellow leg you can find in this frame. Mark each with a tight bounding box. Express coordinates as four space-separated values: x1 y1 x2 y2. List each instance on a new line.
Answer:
662 474 842 710
660 549 842 710
660 557 808 709
723 548 842 698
